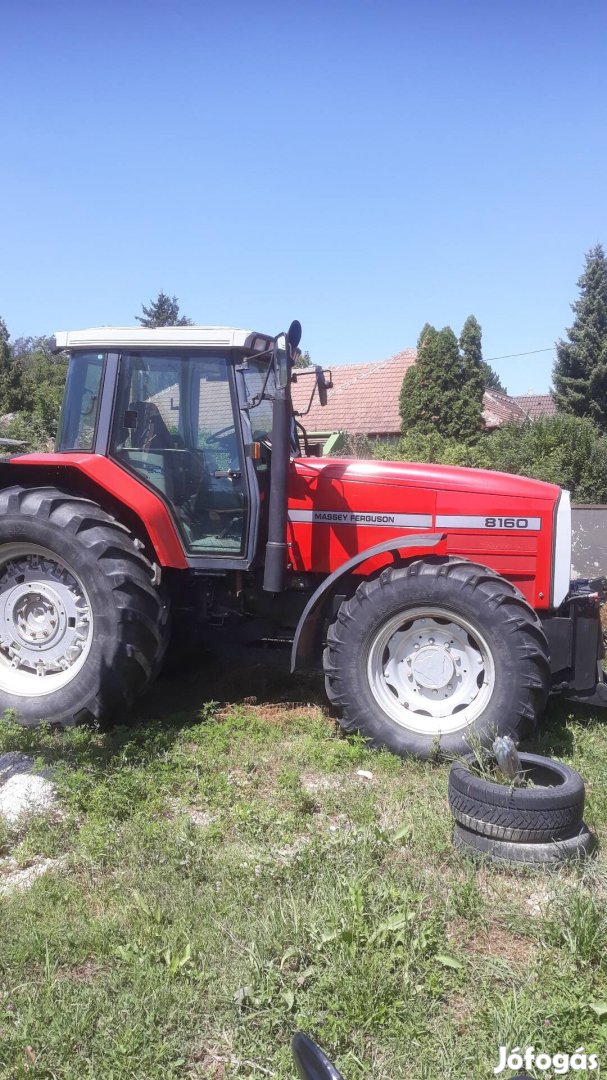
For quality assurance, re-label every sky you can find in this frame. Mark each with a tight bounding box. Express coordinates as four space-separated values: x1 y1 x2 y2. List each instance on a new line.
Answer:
1 0 606 395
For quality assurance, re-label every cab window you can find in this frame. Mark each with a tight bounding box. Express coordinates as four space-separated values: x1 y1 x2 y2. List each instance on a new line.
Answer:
55 352 104 451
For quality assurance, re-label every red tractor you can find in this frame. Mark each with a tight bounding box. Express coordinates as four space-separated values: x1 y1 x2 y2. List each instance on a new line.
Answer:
0 320 604 758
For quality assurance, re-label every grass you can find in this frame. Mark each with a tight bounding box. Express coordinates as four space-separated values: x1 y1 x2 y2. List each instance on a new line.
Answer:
0 652 605 1079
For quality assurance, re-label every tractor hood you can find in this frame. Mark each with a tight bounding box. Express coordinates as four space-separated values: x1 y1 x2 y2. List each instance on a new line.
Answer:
293 457 561 503
289 456 567 609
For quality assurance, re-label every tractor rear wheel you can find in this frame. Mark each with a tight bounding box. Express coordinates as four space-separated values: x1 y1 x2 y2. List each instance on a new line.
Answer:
0 486 168 727
323 558 550 760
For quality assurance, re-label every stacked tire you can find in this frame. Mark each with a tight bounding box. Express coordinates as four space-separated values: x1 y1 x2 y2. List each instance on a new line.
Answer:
449 752 593 865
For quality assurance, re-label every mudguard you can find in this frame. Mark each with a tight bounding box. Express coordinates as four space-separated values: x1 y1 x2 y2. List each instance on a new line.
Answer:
2 454 187 568
290 532 447 671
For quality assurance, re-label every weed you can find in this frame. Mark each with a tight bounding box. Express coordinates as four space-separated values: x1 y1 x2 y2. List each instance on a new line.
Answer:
541 888 607 966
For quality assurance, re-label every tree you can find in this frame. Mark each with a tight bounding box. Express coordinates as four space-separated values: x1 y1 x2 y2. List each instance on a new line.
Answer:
13 336 68 440
0 317 25 415
135 291 192 327
553 244 607 428
376 414 607 504
399 322 485 442
294 349 312 369
460 314 505 393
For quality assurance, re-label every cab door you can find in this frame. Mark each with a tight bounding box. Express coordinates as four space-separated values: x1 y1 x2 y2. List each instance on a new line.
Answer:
111 351 254 565
186 361 249 556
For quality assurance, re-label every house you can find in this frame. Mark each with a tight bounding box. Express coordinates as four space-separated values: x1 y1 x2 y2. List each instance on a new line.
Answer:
291 348 556 443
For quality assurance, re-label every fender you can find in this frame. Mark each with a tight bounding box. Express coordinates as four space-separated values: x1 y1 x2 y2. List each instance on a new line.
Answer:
291 532 447 671
2 454 188 568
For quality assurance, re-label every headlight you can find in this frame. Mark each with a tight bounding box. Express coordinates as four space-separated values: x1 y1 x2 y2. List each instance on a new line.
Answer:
552 490 572 607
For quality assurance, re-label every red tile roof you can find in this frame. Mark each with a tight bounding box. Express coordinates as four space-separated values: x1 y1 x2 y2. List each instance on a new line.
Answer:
292 351 544 435
291 350 416 435
482 390 527 428
512 393 557 420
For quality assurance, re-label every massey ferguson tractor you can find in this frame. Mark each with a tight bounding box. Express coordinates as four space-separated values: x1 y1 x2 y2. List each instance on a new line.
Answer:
0 320 604 759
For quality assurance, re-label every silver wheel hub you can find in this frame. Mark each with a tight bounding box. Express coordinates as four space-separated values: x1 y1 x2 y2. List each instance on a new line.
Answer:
410 644 455 689
0 545 93 696
367 608 495 736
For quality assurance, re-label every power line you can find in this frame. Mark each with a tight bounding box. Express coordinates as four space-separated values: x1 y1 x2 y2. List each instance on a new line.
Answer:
485 347 555 362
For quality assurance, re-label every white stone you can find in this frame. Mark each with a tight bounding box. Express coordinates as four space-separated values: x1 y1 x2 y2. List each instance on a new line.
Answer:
0 856 67 894
0 773 57 824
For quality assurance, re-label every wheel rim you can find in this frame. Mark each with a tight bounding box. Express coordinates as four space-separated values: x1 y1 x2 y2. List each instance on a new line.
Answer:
367 606 495 736
0 544 93 697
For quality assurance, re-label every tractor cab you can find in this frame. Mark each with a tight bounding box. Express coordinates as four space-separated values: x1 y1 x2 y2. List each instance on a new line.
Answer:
52 323 323 570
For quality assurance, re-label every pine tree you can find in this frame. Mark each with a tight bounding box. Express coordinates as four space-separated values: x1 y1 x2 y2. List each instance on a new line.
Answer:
400 323 485 442
135 291 193 327
294 349 312 369
553 244 607 428
460 314 505 393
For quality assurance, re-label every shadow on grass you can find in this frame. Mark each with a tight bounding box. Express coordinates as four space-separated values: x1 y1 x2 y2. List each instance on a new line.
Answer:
522 695 607 759
138 637 327 722
0 639 328 778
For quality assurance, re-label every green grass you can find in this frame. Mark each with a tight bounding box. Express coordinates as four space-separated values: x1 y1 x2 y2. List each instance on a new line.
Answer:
0 667 606 1079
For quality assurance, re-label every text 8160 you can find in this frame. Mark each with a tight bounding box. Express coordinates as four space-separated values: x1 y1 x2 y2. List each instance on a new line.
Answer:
484 516 529 529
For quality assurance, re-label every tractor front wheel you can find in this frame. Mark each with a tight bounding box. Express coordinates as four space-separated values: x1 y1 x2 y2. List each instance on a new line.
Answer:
323 559 550 760
0 486 167 727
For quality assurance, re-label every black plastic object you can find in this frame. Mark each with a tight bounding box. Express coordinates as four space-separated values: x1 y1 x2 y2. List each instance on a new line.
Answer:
292 1033 345 1080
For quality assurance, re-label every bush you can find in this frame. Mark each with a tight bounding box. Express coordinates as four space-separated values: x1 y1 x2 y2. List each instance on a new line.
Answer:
373 414 607 503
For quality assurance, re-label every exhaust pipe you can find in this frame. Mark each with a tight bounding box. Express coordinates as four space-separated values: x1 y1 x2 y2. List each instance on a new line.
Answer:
263 384 290 593
263 321 301 594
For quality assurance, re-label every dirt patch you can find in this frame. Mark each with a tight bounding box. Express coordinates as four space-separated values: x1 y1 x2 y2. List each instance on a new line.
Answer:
56 960 104 984
300 772 343 794
447 993 475 1033
189 1049 228 1079
271 834 312 863
447 914 535 967
167 799 217 827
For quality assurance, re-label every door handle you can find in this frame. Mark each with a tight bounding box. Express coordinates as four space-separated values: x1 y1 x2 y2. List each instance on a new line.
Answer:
213 469 241 480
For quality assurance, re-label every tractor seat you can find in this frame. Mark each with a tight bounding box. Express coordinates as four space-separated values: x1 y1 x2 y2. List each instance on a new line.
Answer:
127 401 174 451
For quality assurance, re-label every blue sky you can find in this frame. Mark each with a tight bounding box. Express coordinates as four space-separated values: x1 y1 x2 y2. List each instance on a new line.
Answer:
1 0 605 395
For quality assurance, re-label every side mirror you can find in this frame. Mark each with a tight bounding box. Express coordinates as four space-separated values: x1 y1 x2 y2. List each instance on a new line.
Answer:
316 365 329 407
274 333 289 390
292 1033 345 1080
288 320 302 349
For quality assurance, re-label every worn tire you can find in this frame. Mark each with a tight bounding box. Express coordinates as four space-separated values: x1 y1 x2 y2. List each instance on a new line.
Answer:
0 486 168 726
449 752 585 842
323 558 550 760
453 821 594 865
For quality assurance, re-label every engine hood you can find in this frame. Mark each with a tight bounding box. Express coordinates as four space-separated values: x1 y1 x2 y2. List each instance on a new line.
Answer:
294 457 560 503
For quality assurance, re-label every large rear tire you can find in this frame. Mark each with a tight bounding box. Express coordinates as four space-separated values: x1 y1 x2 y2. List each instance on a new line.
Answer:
0 486 168 726
323 559 550 760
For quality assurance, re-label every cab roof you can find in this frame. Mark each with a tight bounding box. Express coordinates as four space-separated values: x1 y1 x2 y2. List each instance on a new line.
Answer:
52 326 272 352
